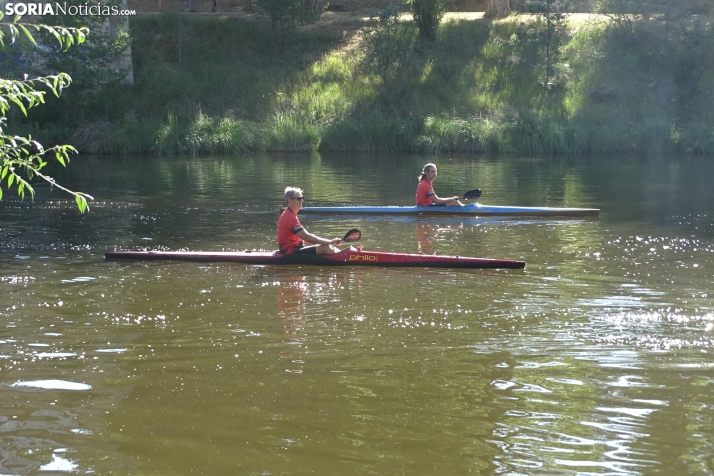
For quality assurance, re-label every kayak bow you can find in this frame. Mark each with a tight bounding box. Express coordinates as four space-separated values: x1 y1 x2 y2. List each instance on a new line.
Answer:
105 248 525 269
294 203 599 217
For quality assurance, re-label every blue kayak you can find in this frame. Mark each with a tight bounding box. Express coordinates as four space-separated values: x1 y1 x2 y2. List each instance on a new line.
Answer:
294 203 599 217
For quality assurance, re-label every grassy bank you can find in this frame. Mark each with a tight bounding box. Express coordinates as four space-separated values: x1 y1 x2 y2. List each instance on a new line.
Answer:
20 11 714 155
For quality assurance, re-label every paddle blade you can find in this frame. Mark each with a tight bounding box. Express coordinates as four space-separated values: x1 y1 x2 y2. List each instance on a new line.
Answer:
463 189 482 200
342 228 361 242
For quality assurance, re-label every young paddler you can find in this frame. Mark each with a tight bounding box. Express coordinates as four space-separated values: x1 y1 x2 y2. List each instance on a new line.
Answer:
415 163 464 207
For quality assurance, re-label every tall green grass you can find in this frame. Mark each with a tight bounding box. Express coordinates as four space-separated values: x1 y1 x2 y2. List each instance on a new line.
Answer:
320 111 419 153
417 115 507 154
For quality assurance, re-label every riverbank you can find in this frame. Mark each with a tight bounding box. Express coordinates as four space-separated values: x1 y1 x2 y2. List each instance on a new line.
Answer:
21 9 714 155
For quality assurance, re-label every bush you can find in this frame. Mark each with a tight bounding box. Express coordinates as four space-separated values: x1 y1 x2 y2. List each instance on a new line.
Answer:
245 0 322 48
516 0 572 82
361 5 417 100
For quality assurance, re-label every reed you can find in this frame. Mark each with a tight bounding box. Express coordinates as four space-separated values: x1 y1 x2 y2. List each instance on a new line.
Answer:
416 116 506 154
262 112 321 152
318 109 422 153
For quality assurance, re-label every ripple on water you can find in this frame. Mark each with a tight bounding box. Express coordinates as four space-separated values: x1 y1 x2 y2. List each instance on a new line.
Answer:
546 377 584 386
579 295 645 308
586 309 714 350
39 454 79 472
10 380 91 391
596 406 658 418
61 276 96 283
495 393 660 473
610 375 650 388
34 353 77 359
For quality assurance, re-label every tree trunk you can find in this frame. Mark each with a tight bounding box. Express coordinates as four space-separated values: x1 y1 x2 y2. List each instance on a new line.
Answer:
485 0 512 17
302 0 323 14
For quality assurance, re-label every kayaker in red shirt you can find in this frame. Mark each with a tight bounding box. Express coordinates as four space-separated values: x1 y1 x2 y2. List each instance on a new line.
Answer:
415 163 463 207
277 187 342 255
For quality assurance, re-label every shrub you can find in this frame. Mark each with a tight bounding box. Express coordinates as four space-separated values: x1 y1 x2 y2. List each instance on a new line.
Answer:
516 0 572 82
361 5 417 100
245 0 322 48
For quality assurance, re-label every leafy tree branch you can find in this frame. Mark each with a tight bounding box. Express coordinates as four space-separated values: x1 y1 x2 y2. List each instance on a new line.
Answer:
0 15 92 212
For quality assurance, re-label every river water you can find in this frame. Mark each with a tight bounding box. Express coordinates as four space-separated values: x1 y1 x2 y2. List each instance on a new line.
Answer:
1 153 713 475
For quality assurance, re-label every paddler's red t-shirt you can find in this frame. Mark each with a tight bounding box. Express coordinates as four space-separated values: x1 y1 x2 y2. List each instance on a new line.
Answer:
277 208 304 253
416 179 436 206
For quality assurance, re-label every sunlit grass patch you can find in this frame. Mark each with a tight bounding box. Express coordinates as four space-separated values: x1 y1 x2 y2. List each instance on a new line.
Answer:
417 115 507 154
263 112 322 152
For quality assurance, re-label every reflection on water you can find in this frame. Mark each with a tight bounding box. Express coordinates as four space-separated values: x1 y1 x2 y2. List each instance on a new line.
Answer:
277 272 307 336
415 221 435 254
1 154 714 474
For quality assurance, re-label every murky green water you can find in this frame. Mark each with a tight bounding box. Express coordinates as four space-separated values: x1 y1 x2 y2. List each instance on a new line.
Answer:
2 153 714 474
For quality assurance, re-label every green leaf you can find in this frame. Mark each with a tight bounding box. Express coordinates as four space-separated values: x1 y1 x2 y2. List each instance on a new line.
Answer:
9 97 28 116
75 195 87 213
50 29 62 48
18 25 37 46
8 173 15 187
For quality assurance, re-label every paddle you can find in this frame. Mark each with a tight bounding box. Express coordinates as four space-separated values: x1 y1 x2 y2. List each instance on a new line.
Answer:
342 228 361 242
462 189 482 200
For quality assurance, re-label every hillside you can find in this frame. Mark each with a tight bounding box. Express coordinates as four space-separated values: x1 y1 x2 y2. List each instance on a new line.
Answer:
18 5 714 155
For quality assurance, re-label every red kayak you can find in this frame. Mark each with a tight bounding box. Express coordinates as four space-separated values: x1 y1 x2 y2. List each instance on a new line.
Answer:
105 248 525 269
